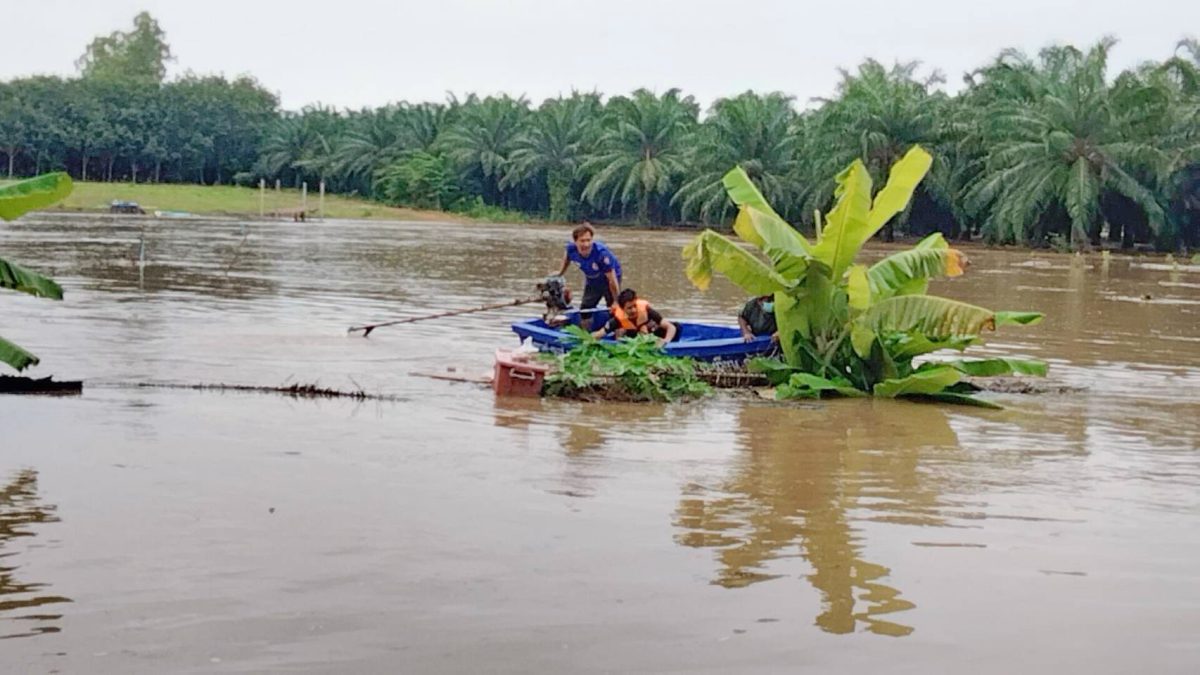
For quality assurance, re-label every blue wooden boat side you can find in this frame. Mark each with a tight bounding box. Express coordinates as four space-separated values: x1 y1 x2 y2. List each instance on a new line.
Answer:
510 309 776 362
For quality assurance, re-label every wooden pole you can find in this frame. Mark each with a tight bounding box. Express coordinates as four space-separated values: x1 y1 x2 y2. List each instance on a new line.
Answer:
302 181 308 218
258 178 265 218
275 179 281 217
319 180 325 219
348 296 541 337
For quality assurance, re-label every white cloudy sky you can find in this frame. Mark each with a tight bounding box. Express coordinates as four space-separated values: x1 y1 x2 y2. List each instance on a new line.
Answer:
4 0 1197 111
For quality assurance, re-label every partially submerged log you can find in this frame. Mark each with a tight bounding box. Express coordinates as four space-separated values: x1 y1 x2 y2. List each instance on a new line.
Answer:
0 375 83 396
134 381 399 401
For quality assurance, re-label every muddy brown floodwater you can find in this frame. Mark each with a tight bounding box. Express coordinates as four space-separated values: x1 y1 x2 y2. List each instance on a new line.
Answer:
1 213 1199 673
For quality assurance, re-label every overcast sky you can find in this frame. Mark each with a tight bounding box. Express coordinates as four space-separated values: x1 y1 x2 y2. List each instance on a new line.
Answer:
4 0 1197 111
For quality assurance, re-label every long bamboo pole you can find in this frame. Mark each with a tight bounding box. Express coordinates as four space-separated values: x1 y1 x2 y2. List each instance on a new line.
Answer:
348 296 541 337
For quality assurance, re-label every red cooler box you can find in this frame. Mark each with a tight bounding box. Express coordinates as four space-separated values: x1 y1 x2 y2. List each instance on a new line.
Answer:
493 349 551 396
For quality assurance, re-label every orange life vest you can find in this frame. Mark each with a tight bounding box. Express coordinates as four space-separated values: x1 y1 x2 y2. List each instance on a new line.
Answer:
611 299 651 332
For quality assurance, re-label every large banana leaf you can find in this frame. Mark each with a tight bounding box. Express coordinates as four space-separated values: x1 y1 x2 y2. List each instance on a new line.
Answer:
1 256 64 299
847 264 870 310
772 286 809 362
0 334 39 372
865 147 933 232
722 166 791 229
809 147 933 282
851 322 876 358
943 358 1048 377
683 230 793 295
860 295 998 338
868 245 965 302
886 333 976 360
909 392 1002 409
778 372 868 400
873 364 962 398
994 311 1044 326
809 161 872 281
733 207 810 276
0 172 73 221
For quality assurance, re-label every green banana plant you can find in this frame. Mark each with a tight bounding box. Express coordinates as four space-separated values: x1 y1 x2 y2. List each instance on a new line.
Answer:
682 147 1045 406
0 172 73 372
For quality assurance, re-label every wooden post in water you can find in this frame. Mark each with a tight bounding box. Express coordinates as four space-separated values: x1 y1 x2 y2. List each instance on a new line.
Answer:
274 179 281 217
302 182 308 219
319 180 325 219
258 178 265 218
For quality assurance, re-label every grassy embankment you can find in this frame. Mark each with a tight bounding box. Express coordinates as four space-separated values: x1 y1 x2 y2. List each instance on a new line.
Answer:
43 181 466 222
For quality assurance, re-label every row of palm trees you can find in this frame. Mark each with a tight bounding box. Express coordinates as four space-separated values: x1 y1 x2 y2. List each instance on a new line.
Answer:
251 39 1199 250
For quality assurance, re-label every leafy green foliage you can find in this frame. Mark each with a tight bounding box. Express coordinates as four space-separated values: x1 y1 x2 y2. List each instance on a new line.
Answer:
868 236 964 301
673 92 800 224
959 39 1191 249
686 148 1046 407
0 257 63 299
0 173 72 222
943 358 1049 377
373 151 461 210
3 23 1199 249
437 95 529 206
542 327 710 402
76 11 173 84
0 336 39 372
581 89 698 224
502 93 600 221
0 173 72 372
449 197 530 223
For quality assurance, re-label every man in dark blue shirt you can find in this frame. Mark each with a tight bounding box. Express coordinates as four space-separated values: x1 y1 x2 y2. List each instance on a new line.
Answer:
552 222 622 328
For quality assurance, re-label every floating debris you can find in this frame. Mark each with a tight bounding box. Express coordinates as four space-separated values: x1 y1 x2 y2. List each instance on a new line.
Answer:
965 377 1084 395
132 381 401 401
695 361 770 388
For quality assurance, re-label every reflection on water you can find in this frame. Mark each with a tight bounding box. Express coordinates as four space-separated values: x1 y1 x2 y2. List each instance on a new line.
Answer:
493 396 701 499
0 470 70 640
675 402 967 637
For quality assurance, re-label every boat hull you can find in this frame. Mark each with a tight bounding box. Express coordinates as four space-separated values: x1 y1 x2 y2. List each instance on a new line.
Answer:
511 309 776 363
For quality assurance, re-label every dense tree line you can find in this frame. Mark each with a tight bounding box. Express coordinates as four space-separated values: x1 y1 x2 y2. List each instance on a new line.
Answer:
0 75 276 185
2 13 1199 250
0 13 276 185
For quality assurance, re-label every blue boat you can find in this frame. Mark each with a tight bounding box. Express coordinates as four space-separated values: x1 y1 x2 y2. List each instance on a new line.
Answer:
511 309 776 362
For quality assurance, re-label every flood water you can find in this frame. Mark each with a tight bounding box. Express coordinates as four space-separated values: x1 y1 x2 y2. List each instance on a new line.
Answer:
2 213 1199 673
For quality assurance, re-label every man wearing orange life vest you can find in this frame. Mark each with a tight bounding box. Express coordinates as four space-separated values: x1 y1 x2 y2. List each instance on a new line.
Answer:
591 288 678 347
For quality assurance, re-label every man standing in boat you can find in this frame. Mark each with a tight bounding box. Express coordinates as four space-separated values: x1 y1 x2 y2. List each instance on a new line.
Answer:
551 222 622 329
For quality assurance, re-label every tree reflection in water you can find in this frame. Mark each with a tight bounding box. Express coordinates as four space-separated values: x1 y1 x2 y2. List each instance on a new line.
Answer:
675 401 963 637
0 469 70 640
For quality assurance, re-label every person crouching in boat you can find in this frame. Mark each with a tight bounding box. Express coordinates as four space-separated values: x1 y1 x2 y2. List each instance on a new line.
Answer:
738 295 779 343
592 289 678 347
551 222 622 330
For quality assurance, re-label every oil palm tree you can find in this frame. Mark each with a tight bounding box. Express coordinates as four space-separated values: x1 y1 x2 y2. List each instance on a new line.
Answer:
800 60 949 239
437 94 529 205
672 91 800 224
501 92 600 220
329 106 409 195
581 88 698 224
256 105 343 188
964 39 1168 248
400 101 455 151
